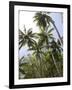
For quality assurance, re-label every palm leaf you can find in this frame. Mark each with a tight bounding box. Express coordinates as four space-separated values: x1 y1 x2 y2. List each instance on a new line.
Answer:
48 28 54 33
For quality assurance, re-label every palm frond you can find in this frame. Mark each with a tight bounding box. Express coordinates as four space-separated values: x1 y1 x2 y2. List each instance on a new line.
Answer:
48 28 54 33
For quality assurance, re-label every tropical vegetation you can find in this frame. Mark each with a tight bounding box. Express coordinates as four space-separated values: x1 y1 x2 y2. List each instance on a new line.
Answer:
19 12 63 79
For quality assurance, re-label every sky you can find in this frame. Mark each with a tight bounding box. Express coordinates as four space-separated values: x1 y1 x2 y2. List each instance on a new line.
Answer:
19 11 63 59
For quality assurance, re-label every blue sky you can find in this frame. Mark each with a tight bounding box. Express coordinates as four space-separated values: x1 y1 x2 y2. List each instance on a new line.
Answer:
19 11 63 59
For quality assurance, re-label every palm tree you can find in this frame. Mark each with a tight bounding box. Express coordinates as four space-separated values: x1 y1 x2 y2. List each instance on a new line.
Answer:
28 40 45 58
19 25 37 49
33 12 52 30
37 26 54 47
37 26 61 76
50 39 63 53
33 12 62 45
28 41 44 77
19 12 63 78
49 39 62 76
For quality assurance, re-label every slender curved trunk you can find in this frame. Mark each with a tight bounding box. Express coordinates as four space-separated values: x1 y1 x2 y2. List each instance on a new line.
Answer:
39 55 43 77
36 55 43 77
53 23 63 45
51 52 61 76
46 41 61 76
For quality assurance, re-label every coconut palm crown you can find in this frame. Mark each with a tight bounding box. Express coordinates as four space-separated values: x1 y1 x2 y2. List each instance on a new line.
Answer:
19 25 37 49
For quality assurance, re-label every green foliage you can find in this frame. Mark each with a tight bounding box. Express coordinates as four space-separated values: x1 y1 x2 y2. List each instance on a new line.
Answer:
19 25 37 49
33 12 54 30
19 50 63 79
19 12 63 79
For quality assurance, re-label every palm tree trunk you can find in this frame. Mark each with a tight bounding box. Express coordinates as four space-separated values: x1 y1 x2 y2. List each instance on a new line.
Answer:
51 52 61 76
39 55 43 77
36 55 43 77
53 23 63 45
